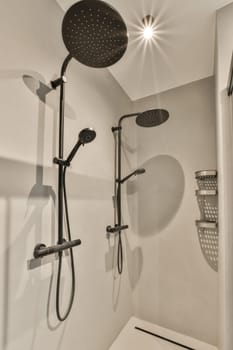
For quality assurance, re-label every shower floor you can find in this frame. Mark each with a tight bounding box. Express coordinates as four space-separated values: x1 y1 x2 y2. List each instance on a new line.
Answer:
109 317 217 350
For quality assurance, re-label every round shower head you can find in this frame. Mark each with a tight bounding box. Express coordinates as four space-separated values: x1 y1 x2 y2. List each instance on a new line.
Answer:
136 109 169 128
62 0 128 68
66 128 96 164
79 128 96 144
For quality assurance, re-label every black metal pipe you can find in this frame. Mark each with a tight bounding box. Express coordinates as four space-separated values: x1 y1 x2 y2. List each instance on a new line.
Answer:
119 113 140 126
116 112 140 232
110 114 143 273
116 114 141 222
228 52 233 96
33 239 81 259
57 54 72 244
60 54 73 78
113 116 139 274
32 54 79 322
117 128 122 227
116 123 124 273
59 54 72 156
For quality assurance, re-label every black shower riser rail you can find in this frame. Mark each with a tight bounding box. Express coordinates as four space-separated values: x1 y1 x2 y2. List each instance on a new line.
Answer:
33 239 82 259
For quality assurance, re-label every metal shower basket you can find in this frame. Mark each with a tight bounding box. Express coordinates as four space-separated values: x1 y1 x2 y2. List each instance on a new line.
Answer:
195 170 218 271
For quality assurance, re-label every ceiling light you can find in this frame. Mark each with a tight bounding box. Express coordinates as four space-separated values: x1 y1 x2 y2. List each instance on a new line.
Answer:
143 26 153 40
142 15 155 40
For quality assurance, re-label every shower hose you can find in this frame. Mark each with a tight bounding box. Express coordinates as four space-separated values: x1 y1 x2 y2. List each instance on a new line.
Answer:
117 232 123 274
56 166 76 321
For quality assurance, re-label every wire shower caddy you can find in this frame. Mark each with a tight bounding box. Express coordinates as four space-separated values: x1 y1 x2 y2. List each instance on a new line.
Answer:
195 170 218 272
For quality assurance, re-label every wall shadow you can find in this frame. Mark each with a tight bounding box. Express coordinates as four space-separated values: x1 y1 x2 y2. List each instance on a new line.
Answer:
130 155 185 236
23 74 76 120
0 68 63 349
0 156 114 348
124 234 143 290
0 70 76 120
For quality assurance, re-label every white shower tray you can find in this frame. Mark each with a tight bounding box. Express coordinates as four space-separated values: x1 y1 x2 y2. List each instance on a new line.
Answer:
109 317 217 350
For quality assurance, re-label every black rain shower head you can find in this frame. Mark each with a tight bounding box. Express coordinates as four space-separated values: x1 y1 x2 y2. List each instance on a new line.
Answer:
136 109 169 128
66 128 96 164
62 0 128 68
118 109 169 127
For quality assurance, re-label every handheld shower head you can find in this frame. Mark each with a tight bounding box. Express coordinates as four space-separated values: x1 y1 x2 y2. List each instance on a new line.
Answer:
120 168 146 184
66 128 96 164
134 168 146 175
78 128 96 144
62 0 128 68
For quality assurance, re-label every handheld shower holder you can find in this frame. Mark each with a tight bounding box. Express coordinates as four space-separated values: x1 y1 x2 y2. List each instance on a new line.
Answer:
106 225 129 233
53 157 71 167
112 126 122 133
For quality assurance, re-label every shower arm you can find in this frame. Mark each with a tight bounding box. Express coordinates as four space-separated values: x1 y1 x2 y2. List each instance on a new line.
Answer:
118 112 141 126
51 54 72 90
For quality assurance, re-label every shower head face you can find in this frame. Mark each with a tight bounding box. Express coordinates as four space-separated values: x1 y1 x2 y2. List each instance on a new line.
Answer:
79 128 96 144
136 109 169 128
62 0 128 68
66 128 96 164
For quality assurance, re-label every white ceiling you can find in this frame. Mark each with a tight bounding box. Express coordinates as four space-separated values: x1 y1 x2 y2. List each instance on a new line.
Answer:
57 0 233 101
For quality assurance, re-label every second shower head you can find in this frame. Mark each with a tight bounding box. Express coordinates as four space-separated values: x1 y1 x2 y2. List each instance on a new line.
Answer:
136 109 169 127
66 128 96 164
118 108 169 128
134 168 146 175
79 128 96 144
120 168 146 184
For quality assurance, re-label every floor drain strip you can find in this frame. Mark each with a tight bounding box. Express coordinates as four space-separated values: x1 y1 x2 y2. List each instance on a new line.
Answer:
135 326 195 350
